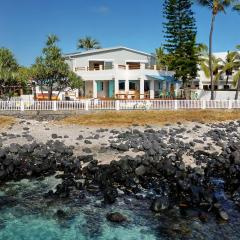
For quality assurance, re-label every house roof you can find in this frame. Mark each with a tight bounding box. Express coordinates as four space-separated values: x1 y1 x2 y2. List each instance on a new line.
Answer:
64 46 154 58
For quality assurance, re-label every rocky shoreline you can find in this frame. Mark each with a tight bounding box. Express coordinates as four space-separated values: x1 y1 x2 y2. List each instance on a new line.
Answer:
0 118 240 237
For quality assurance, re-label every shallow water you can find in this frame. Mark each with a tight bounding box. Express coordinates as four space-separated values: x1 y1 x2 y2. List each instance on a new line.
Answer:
1 176 240 240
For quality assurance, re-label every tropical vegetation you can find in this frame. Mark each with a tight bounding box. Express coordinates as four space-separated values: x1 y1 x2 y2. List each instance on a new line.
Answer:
196 0 240 99
77 36 101 51
32 34 82 100
163 0 198 88
0 48 29 99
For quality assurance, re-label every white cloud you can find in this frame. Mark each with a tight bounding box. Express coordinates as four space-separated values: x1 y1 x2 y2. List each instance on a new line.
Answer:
94 5 110 14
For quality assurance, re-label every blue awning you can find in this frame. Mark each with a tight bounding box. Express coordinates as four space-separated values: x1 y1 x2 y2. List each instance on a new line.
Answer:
146 75 181 83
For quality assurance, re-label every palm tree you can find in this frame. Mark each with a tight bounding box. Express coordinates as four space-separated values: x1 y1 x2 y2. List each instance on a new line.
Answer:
218 51 240 86
200 55 223 88
233 47 240 100
77 36 101 51
196 0 237 100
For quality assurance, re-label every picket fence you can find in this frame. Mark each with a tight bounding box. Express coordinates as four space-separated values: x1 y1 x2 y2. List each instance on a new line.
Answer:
0 100 240 111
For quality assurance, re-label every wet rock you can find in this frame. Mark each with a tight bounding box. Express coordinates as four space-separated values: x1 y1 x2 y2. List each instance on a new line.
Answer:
218 210 229 221
198 211 208 222
104 187 118 204
106 212 127 223
150 197 169 212
54 209 68 219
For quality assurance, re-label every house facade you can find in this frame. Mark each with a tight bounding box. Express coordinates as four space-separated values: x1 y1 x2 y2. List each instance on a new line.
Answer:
64 46 179 99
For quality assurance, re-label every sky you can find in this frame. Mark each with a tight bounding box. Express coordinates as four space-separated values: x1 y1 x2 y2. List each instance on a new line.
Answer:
0 0 239 66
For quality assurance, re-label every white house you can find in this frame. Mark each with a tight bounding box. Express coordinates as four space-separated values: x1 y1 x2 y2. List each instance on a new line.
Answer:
64 46 179 100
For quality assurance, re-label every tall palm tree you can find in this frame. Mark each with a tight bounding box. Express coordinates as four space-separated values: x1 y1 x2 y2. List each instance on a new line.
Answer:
233 47 240 100
77 36 101 51
196 0 237 100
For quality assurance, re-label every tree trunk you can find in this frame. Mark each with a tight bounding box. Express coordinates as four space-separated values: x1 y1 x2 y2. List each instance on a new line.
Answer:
48 85 53 100
235 78 240 100
226 75 229 86
209 13 216 100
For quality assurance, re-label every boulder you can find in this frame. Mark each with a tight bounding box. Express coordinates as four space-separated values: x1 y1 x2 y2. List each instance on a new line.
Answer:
231 151 240 165
106 212 127 223
117 143 129 152
135 165 147 176
104 187 118 204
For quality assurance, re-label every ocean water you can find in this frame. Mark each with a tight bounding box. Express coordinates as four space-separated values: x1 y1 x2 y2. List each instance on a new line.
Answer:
0 176 240 240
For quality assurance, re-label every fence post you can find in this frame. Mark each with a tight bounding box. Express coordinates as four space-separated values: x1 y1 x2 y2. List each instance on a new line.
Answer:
85 100 89 111
202 100 206 109
115 100 120 111
174 100 178 110
228 100 232 109
20 101 24 111
53 101 57 111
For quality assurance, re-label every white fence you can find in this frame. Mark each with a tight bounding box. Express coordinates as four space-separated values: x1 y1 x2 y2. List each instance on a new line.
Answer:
0 100 240 111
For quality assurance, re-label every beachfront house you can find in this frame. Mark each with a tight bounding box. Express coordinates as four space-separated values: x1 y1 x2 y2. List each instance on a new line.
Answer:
64 46 180 100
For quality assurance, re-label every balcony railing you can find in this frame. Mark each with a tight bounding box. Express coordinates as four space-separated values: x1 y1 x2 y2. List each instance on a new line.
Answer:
74 64 168 72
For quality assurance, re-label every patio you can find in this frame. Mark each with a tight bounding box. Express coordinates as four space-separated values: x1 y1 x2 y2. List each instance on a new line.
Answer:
84 75 181 100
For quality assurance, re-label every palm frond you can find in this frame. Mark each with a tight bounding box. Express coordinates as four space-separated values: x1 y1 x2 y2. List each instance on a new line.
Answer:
233 71 240 87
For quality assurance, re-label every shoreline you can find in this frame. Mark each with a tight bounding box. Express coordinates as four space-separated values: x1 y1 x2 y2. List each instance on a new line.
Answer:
0 116 240 238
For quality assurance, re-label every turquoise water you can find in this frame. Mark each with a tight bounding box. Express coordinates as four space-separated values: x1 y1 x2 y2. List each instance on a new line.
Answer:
0 177 157 240
1 176 240 240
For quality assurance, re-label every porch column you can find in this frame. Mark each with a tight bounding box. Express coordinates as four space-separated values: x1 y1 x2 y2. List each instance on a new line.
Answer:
150 80 155 99
140 78 144 99
93 80 97 98
125 79 129 99
115 79 119 98
175 82 179 98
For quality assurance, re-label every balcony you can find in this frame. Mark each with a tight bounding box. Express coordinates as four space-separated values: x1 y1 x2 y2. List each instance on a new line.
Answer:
74 64 169 72
74 64 173 81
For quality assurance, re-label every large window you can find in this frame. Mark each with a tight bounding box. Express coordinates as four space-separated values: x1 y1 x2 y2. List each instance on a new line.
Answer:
119 81 125 90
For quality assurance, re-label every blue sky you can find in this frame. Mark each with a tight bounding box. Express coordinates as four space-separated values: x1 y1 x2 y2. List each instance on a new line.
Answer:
0 0 239 66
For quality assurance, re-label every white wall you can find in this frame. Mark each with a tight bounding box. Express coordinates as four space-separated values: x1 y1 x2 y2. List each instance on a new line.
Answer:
196 90 238 100
68 49 155 69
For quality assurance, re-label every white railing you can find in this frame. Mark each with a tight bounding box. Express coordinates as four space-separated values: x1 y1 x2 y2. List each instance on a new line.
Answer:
0 100 240 111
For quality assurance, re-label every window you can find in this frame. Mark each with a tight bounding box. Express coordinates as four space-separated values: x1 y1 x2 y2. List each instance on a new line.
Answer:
224 85 230 90
129 82 136 90
203 85 209 90
101 82 104 91
119 81 125 90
